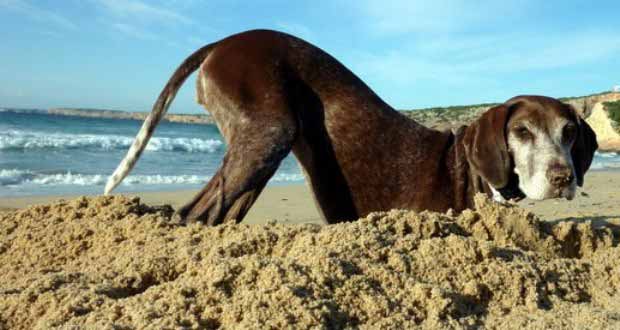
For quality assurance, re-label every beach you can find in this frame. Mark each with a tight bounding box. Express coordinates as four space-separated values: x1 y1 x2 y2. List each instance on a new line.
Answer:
2 170 619 226
3 110 620 329
3 1 620 325
2 171 620 328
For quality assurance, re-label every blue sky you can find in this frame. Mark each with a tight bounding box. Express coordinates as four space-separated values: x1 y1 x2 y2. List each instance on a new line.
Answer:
1 0 619 113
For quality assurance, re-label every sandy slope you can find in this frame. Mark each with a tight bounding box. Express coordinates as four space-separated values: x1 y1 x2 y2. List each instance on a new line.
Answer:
1 194 619 329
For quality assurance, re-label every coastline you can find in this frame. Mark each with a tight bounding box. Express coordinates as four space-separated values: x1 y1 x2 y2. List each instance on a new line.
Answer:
0 184 323 224
2 170 619 226
4 91 618 139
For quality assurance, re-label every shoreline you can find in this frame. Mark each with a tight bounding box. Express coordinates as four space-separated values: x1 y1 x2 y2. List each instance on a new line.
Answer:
2 170 619 226
0 184 324 225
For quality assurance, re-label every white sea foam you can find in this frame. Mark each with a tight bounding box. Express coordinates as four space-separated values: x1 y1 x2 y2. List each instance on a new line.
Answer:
0 169 304 187
589 152 620 170
590 162 620 170
271 173 305 182
0 169 208 186
0 130 223 153
0 169 36 186
595 151 619 158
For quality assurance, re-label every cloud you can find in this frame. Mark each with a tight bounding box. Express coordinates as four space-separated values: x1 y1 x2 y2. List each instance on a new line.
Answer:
111 22 158 40
93 0 193 25
353 31 620 83
344 29 620 105
0 0 77 30
275 22 315 42
91 0 206 44
353 0 529 35
349 50 468 87
454 30 620 73
109 21 186 48
186 36 204 46
186 35 218 47
38 30 64 38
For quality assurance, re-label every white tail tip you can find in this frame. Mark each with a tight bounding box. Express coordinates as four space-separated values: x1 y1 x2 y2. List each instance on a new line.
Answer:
104 175 118 195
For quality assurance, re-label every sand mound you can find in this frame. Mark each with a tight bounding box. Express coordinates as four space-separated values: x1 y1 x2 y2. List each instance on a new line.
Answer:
1 195 619 329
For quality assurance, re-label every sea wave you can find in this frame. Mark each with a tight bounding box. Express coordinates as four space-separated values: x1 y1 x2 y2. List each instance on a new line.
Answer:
0 108 46 114
592 151 620 170
0 169 208 187
0 130 223 153
595 151 620 158
0 169 304 187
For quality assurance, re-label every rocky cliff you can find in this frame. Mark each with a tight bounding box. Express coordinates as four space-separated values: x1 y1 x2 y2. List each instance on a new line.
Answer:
586 99 620 151
562 92 620 118
404 92 620 128
48 108 214 125
404 92 620 152
47 91 620 151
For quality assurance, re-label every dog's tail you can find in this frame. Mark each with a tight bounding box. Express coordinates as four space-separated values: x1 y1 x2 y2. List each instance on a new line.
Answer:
104 43 215 195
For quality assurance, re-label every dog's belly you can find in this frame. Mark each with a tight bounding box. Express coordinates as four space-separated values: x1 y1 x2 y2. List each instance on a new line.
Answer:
298 99 455 216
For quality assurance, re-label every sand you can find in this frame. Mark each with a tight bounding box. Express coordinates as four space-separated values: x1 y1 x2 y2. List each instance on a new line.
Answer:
0 185 324 225
2 171 619 225
1 185 620 328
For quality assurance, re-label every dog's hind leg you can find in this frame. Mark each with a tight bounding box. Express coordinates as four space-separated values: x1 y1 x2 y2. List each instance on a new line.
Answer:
177 120 296 225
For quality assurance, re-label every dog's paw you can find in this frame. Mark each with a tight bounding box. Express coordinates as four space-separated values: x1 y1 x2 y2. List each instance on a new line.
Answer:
172 212 209 226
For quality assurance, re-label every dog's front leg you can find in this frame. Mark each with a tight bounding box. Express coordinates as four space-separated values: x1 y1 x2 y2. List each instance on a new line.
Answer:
177 125 296 225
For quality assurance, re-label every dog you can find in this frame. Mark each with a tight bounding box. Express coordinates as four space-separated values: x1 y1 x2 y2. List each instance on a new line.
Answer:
104 29 598 225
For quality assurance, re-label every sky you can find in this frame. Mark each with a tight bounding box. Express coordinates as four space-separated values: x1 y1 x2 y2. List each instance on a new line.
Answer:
1 0 619 113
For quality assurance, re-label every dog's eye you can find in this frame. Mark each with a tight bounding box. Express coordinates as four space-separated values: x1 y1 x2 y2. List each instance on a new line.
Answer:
514 126 532 140
562 123 577 143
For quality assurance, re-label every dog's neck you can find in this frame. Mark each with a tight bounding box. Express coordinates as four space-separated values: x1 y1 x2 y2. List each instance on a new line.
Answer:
448 126 524 209
448 126 497 210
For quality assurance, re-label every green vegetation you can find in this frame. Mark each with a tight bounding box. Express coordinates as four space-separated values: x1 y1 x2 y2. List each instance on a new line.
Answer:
404 102 499 113
403 90 620 129
604 100 620 133
559 90 615 102
401 102 498 128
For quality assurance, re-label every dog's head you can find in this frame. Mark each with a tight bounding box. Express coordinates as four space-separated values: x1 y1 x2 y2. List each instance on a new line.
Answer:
463 95 598 201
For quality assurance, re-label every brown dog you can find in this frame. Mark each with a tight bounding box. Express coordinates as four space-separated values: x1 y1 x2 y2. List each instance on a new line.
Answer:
104 29 598 225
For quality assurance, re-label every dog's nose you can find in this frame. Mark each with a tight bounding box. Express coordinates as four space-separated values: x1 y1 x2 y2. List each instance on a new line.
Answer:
547 164 574 187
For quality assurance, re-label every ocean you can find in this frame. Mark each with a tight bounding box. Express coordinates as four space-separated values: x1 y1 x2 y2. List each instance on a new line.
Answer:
0 109 305 197
1 109 619 197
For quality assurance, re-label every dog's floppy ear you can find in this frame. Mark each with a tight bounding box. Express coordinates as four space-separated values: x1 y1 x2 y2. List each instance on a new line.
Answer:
570 111 598 187
463 104 514 189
